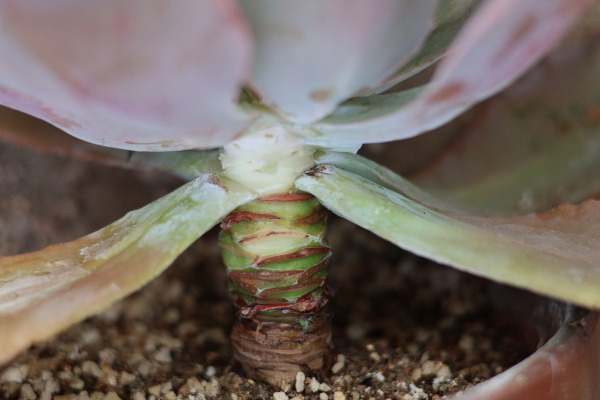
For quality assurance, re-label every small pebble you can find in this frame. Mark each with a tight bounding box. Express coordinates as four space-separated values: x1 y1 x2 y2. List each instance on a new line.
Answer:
81 328 101 345
231 394 238 400
412 368 422 381
71 378 85 390
437 363 452 379
319 393 329 400
372 371 385 382
45 378 61 393
131 393 146 400
137 360 153 377
369 352 381 362
104 392 122 400
432 376 447 391
91 392 106 400
409 383 427 400
319 383 331 392
280 381 291 393
78 391 91 400
120 371 136 385
1 366 25 383
160 382 173 394
310 377 320 393
273 392 289 400
148 385 161 397
421 360 436 377
153 347 172 364
332 361 344 374
20 383 37 400
82 361 104 378
205 365 216 378
204 381 219 397
99 349 117 365
333 392 346 400
459 335 475 351
163 392 176 400
295 372 305 393
59 370 73 380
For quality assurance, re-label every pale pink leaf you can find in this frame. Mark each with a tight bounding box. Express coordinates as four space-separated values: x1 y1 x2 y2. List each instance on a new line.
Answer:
0 1 253 151
242 0 436 124
311 0 592 145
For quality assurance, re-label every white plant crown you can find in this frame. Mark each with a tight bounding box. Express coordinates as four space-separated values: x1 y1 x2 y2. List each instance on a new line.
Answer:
220 116 319 195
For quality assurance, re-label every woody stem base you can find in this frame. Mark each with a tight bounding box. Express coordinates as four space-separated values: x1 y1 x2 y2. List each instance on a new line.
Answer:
231 310 332 388
219 192 333 388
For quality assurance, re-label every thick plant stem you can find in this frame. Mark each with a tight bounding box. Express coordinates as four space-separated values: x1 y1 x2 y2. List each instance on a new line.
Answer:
219 192 332 388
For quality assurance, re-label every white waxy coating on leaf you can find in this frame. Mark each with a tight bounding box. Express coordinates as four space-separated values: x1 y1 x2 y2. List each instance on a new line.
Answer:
221 125 316 195
0 0 254 151
0 175 256 365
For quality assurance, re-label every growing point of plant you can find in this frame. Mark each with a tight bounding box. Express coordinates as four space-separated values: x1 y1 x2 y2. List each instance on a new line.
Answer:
220 121 316 195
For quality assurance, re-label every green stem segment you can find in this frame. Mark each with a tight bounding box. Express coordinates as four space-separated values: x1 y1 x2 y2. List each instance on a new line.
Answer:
219 192 332 387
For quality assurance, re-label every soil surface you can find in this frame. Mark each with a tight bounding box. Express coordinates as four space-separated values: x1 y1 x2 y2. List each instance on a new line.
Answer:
0 143 533 400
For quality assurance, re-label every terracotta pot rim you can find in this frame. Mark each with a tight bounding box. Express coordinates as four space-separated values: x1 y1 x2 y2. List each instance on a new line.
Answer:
455 288 600 400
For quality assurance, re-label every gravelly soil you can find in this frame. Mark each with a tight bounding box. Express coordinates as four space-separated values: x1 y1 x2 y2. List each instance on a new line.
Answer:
0 143 533 400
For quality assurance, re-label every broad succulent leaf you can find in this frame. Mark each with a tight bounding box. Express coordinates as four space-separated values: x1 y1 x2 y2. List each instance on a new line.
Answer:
0 1 253 151
357 0 483 97
241 0 436 124
0 175 256 364
0 106 222 177
296 166 600 310
310 0 592 145
411 38 600 217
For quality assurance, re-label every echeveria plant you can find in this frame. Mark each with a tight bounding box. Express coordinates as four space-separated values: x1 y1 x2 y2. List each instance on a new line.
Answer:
0 0 597 389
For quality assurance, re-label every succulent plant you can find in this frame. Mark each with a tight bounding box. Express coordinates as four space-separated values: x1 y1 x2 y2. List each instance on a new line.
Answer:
0 0 598 389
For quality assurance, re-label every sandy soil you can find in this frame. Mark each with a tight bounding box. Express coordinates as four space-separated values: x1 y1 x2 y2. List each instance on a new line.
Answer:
0 143 532 400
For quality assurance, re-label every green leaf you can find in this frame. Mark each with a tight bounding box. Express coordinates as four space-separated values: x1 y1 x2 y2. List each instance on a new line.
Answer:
296 166 600 310
412 39 600 217
0 175 255 364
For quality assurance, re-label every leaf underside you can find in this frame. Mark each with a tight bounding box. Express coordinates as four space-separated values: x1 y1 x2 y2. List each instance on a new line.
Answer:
296 165 600 310
0 175 255 364
0 106 222 178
